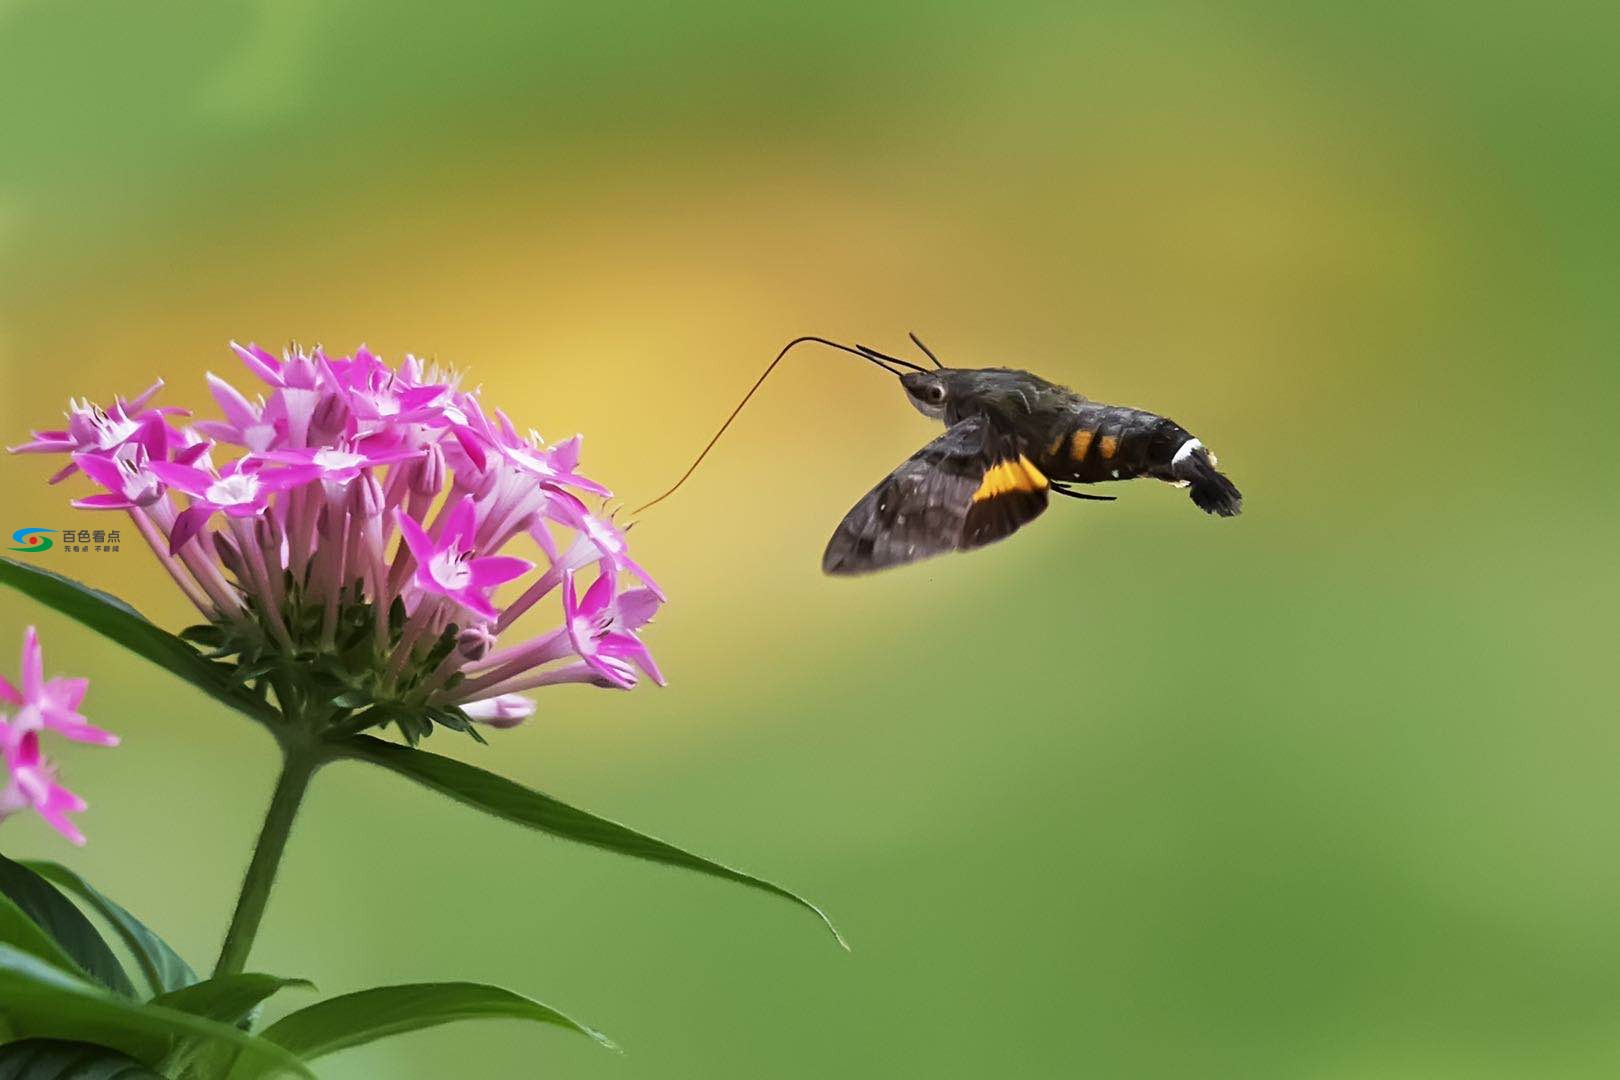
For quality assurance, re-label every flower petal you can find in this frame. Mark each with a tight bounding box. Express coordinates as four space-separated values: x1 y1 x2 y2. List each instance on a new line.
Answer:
618 554 665 601
230 341 284 386
577 567 615 620
394 508 438 565
45 676 87 711
615 588 662 630
444 495 478 547
20 627 42 700
206 372 261 430
75 451 130 492
168 506 212 553
598 631 663 686
467 555 532 587
42 715 118 747
449 587 500 622
146 460 213 496
37 780 88 846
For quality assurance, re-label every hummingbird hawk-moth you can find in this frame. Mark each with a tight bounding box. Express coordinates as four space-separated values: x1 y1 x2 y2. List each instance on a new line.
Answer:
819 335 1242 575
633 334 1243 574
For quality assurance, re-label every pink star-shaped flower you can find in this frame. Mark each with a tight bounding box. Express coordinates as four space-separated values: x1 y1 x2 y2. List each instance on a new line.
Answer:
563 565 664 689
0 627 117 747
396 496 532 622
0 723 88 846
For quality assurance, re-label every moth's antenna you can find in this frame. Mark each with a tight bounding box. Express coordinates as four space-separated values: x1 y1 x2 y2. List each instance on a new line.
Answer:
909 332 944 369
629 336 908 518
853 342 929 373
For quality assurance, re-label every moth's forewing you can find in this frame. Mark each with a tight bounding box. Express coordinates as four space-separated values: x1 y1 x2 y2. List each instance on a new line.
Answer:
822 416 1050 575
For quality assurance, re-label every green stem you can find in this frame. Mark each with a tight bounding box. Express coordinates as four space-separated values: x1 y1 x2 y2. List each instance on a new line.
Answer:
213 746 323 977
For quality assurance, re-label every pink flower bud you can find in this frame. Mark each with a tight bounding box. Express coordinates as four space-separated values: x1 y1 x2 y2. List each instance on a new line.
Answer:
214 532 245 578
350 472 386 518
457 625 497 661
311 392 350 443
413 442 446 497
461 694 533 728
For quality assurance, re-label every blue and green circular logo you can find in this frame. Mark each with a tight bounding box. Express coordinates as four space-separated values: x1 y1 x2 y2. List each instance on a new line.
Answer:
8 528 56 553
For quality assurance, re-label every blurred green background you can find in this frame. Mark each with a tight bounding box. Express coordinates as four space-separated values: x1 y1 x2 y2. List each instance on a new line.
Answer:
1 2 1616 1076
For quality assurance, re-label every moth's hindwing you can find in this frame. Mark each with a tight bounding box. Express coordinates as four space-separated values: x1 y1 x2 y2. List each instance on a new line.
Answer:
822 416 1050 575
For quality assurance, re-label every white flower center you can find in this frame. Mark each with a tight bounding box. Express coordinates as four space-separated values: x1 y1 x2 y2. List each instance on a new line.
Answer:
91 409 140 449
206 473 261 506
568 614 596 649
571 609 615 645
314 448 366 472
117 456 157 499
429 550 472 591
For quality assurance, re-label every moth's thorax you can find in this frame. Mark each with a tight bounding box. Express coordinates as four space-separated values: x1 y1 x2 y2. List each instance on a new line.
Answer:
938 367 1083 448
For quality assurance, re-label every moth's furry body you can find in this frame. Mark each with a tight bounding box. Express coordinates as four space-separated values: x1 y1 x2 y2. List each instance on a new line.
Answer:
930 367 1235 501
822 362 1242 575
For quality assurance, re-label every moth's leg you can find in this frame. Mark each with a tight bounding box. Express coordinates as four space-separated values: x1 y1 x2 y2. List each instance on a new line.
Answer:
1049 482 1116 502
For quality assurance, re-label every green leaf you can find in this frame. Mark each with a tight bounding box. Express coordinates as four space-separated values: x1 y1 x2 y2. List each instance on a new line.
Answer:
0 854 135 997
150 974 312 1026
0 945 311 1078
0 1038 163 1079
0 557 279 728
337 735 846 948
229 982 613 1079
21 861 197 997
0 891 89 982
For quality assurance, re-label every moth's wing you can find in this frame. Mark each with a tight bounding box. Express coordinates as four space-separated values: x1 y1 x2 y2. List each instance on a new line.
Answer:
822 416 1050 575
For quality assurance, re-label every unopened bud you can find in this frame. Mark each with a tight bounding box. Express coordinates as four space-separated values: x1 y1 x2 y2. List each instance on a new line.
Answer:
461 694 534 729
213 533 244 577
311 392 349 442
412 443 445 496
283 351 318 389
456 625 497 661
350 472 385 518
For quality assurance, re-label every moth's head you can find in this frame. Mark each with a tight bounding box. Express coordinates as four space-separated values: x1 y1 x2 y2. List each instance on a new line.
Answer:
900 370 951 419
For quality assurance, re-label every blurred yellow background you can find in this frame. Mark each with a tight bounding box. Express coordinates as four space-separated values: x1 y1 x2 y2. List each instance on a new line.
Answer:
1 3 1616 1076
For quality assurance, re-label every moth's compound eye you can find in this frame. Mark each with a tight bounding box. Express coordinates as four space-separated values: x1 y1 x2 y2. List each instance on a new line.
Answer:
901 372 949 417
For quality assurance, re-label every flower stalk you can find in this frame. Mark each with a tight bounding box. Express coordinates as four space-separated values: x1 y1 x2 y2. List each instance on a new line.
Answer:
213 740 325 978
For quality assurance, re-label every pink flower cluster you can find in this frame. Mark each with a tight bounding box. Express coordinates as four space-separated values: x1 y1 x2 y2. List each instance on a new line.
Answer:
11 343 665 744
0 628 115 845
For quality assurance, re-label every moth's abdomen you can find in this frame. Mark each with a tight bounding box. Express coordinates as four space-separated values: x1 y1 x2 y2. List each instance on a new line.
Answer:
1039 404 1187 483
1036 403 1243 516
